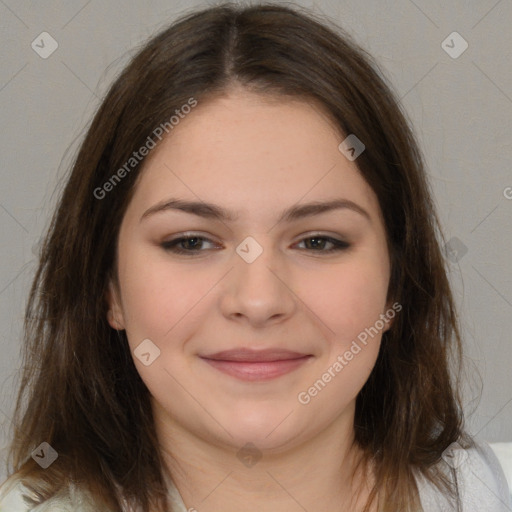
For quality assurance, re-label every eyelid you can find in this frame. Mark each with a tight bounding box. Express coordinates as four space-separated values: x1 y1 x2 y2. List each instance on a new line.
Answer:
160 231 351 255
292 230 349 243
292 233 350 251
163 231 221 242
161 232 222 249
161 231 348 245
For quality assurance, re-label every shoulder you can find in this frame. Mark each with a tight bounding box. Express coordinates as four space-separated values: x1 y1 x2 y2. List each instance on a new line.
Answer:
0 474 99 512
416 438 512 511
1 471 188 512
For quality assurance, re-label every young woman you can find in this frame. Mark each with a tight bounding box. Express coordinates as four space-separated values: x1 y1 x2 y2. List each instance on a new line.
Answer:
0 3 510 511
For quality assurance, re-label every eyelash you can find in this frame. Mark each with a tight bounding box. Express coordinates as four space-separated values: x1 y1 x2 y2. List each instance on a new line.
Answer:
160 233 350 255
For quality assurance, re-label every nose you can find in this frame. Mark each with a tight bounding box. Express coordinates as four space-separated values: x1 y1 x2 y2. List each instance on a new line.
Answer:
219 240 297 327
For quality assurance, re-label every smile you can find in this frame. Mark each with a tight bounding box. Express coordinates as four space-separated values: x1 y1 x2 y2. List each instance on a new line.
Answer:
199 349 313 381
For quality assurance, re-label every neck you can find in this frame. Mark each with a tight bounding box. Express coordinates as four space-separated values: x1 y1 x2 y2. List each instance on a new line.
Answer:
154 402 376 512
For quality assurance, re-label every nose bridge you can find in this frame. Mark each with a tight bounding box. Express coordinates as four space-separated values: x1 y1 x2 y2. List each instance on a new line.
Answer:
220 235 296 324
234 233 276 278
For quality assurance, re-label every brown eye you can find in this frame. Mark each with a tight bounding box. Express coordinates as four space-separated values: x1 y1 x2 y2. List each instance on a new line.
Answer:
161 235 219 254
296 235 350 252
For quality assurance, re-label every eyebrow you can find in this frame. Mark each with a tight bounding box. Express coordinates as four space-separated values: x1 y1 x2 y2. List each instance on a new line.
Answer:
140 197 371 223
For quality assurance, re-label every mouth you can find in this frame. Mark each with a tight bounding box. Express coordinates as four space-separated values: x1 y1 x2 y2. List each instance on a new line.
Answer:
199 348 313 381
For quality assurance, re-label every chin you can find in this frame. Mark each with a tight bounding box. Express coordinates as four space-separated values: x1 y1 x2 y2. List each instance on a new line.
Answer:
213 404 306 452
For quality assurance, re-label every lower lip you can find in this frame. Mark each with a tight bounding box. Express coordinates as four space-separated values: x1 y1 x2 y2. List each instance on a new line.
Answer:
201 356 311 381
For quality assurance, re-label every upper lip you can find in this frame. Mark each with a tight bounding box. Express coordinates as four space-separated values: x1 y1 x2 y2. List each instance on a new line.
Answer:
200 348 310 362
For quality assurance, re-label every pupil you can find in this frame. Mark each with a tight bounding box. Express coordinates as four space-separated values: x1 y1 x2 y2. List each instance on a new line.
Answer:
186 237 200 249
309 237 323 248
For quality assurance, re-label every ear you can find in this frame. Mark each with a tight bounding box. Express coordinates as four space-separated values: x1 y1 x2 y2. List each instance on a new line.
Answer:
106 280 126 330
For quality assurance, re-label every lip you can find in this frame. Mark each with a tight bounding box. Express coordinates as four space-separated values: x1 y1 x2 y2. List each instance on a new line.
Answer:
200 349 312 381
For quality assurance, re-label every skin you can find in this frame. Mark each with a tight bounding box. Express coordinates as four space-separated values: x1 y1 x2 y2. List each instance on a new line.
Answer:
107 86 391 511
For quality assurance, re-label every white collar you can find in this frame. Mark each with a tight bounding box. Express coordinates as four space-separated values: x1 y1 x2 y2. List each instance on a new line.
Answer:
163 472 188 512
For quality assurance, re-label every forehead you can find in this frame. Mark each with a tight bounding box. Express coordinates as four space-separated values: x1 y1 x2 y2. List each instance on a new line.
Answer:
153 89 343 162
129 89 381 224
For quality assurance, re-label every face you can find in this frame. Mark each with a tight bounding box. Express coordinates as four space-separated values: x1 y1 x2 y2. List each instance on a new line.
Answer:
107 89 392 454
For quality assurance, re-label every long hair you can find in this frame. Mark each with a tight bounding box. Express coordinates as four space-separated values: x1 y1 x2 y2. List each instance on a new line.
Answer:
4 3 469 511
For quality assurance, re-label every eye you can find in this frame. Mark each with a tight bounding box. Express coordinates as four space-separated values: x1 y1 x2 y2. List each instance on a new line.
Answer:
161 234 220 255
294 235 350 253
160 233 350 256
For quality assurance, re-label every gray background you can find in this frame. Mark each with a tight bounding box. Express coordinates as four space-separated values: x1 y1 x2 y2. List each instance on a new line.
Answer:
1 0 511 481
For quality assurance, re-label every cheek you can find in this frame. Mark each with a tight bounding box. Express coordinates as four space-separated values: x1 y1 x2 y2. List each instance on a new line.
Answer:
296 266 388 413
113 235 207 419
117 250 214 346
300 259 390 342
302 257 389 409
117 255 214 403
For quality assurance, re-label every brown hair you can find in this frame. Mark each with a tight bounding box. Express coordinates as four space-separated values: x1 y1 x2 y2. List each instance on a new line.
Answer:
5 2 470 511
